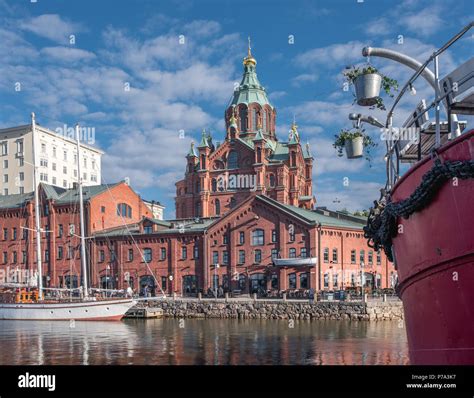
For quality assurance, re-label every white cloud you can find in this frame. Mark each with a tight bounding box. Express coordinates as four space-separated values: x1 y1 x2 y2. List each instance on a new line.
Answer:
41 47 96 63
19 14 83 44
295 41 366 69
291 73 318 87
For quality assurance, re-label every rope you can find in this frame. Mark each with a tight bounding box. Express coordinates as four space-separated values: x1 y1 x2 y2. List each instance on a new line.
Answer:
364 158 474 262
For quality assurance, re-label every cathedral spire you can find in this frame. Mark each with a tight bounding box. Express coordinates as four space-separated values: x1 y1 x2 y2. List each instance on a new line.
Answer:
243 36 257 66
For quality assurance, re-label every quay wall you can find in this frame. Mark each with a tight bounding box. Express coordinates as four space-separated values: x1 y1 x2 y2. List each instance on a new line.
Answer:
144 299 404 321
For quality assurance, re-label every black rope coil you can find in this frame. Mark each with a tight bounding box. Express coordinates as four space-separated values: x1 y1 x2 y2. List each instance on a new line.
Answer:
364 159 474 262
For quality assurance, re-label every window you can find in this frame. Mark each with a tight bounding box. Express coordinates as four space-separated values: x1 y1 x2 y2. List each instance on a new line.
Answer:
101 206 105 213
45 250 49 263
332 248 338 263
19 187 24 194
2 251 6 264
117 203 132 218
215 199 220 215
238 274 246 290
3 228 7 240
3 174 8 183
271 229 277 243
193 245 199 259
252 108 257 131
211 178 217 192
52 177 56 185
99 250 105 262
288 273 297 289
18 158 24 167
238 250 245 264
57 246 63 260
195 202 201 217
252 229 264 246
128 249 133 261
22 251 26 264
181 247 187 260
52 163 56 171
161 276 167 291
58 224 63 238
143 248 152 262
40 159 48 167
41 143 46 153
144 226 153 234
228 151 238 169
254 249 262 263
223 250 229 265
239 231 245 244
212 251 219 265
360 250 365 265
40 173 48 182
263 109 268 132
12 251 17 264
368 250 373 265
22 228 27 240
63 150 67 161
324 273 329 288
63 180 67 188
12 228 17 240
223 234 228 245
83 173 87 180
269 174 276 188
160 248 166 260
377 250 382 265
1 142 7 156
301 248 307 258
52 146 56 158
351 250 356 264
19 172 24 181
271 248 278 259
289 248 296 258
91 174 98 182
289 229 295 242
333 273 339 288
83 158 87 168
300 273 308 289
240 107 247 132
3 159 8 168
271 274 278 289
230 197 236 208
323 248 329 263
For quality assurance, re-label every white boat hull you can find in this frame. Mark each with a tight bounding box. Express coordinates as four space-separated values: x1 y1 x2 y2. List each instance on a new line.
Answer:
0 299 136 321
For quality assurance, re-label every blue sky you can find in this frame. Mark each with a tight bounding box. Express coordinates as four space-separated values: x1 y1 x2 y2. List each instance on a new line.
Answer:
1 0 472 218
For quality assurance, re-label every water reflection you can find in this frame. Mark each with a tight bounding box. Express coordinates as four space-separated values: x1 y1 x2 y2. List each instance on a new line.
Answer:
0 319 409 365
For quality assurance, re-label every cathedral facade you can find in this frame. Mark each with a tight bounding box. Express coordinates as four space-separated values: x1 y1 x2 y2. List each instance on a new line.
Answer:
175 46 315 219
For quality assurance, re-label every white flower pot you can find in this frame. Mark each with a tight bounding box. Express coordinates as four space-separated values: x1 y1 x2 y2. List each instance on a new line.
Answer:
354 73 382 106
345 136 364 159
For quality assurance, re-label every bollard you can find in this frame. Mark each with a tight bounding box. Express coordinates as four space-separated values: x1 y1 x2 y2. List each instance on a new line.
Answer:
173 292 177 301
198 292 202 301
363 293 368 303
225 292 229 302
383 294 387 302
253 293 257 301
282 293 287 302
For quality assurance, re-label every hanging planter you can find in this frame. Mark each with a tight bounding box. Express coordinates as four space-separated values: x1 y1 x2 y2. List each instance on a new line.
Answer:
344 66 398 110
333 128 377 163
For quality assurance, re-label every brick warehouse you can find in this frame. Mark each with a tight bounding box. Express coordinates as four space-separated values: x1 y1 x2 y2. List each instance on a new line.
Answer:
0 46 396 296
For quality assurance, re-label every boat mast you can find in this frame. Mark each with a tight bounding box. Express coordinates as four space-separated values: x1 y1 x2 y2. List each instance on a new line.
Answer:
75 123 89 298
31 112 43 299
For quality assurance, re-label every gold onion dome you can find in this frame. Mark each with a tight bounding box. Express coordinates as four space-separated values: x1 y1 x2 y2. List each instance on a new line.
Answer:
243 37 257 66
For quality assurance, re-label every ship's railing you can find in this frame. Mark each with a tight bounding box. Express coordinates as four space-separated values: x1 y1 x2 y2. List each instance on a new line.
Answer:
384 22 474 190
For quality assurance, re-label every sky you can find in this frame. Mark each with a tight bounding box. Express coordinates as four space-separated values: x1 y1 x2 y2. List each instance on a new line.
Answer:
0 0 472 218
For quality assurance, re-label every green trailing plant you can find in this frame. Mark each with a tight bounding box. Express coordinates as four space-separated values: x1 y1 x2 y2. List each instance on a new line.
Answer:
343 65 399 111
333 128 377 165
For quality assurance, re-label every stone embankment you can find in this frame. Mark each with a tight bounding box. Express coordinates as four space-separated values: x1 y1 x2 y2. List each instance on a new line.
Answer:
143 298 404 321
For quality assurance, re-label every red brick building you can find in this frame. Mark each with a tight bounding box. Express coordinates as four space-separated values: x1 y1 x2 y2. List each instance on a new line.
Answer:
0 48 396 297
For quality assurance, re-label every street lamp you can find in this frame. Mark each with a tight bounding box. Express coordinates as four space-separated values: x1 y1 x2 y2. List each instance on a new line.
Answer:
214 263 220 298
360 261 365 299
168 274 173 297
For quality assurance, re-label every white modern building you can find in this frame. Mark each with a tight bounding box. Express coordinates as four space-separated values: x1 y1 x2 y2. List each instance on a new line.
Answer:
0 123 103 195
143 199 165 220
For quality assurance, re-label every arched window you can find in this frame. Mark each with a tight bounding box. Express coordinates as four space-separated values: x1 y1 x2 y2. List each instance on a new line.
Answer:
240 107 247 132
211 178 217 192
200 154 206 170
215 199 220 216
269 174 276 187
228 151 238 169
254 249 262 263
291 151 296 167
256 147 262 163
263 109 268 132
195 202 201 217
143 248 152 262
117 203 132 218
252 108 257 131
252 229 264 246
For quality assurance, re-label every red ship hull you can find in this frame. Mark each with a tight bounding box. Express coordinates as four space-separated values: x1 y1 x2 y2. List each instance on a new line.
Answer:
391 129 474 364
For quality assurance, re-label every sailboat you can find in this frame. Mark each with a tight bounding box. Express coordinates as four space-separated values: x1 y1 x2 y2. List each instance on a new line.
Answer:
0 113 136 320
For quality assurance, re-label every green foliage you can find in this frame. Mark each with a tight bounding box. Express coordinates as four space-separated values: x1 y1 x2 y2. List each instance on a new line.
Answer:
343 65 399 111
333 128 377 165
